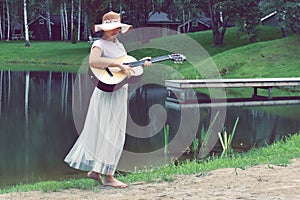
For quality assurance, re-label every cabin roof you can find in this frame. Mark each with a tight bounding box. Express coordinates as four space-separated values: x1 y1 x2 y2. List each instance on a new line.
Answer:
28 14 54 26
148 12 181 24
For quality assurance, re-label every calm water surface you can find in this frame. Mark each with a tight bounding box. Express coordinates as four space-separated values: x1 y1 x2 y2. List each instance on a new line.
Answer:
0 70 299 187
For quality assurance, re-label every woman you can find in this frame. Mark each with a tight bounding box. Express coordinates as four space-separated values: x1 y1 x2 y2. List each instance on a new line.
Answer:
64 11 151 188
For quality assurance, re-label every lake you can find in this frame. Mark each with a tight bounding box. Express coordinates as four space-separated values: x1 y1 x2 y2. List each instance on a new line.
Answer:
0 70 299 187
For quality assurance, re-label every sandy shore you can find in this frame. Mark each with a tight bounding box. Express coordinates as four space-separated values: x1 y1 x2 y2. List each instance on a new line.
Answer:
1 158 299 200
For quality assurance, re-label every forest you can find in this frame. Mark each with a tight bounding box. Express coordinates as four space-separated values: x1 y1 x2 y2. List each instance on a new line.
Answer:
0 0 299 46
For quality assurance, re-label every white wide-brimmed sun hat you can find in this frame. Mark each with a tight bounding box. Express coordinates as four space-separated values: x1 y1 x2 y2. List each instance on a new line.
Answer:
92 11 132 34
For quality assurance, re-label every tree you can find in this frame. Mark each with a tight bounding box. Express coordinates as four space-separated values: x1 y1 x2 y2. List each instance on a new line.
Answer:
82 4 90 40
209 0 226 46
238 0 262 42
284 1 300 34
46 0 52 40
122 0 163 27
168 0 188 32
5 0 10 41
77 0 81 41
162 0 205 33
24 0 30 46
60 1 68 41
0 4 2 40
28 0 53 40
71 0 74 42
164 0 229 46
260 0 300 36
218 0 262 43
80 0 110 40
207 0 262 46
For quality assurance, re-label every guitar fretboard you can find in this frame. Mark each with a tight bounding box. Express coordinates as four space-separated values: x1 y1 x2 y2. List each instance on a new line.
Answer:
123 55 171 67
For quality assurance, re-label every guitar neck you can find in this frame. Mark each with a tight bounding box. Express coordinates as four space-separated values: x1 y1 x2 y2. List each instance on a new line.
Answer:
124 55 171 67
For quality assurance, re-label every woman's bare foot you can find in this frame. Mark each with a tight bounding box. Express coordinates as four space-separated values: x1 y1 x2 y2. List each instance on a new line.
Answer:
103 175 127 188
87 171 103 184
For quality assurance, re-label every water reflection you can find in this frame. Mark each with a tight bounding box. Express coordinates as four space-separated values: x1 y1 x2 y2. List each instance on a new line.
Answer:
0 70 299 188
220 107 300 150
0 71 79 187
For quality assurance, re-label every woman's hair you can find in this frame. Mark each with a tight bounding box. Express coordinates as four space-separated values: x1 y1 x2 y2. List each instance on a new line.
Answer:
94 30 104 38
93 30 121 45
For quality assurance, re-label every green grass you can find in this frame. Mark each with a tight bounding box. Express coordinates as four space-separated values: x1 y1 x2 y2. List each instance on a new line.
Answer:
0 26 290 72
187 26 287 56
127 27 300 81
211 35 300 78
0 41 89 72
1 133 299 194
188 34 300 80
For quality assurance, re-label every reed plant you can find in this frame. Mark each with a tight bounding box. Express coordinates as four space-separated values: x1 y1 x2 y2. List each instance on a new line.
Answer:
164 124 170 160
197 111 220 159
191 138 199 159
218 117 240 157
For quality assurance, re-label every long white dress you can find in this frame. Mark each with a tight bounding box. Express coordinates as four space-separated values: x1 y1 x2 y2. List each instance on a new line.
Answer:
64 39 128 175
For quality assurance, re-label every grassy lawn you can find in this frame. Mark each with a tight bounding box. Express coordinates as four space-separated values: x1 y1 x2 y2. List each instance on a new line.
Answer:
0 41 89 65
0 26 293 72
212 35 300 79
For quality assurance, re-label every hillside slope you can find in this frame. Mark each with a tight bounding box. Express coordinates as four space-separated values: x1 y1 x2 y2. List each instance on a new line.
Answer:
211 35 300 78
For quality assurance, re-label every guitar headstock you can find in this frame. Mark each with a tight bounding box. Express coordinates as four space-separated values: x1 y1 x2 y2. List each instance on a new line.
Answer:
169 54 186 64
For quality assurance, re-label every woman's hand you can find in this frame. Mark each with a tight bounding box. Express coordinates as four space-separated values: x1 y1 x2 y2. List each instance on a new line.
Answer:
118 63 133 78
141 57 152 67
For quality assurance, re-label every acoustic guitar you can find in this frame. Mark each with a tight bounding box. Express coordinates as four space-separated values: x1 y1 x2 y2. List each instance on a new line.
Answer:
88 54 186 92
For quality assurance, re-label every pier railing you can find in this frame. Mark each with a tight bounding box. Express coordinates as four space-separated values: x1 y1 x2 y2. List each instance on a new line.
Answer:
165 78 300 110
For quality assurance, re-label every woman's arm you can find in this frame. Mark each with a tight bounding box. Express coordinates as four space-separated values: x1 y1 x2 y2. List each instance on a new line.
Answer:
89 46 132 77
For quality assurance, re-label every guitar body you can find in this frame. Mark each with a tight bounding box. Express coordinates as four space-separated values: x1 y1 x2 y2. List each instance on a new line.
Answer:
88 55 144 92
88 53 186 92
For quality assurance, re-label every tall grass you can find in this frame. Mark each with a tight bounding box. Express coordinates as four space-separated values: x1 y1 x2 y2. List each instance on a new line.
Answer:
218 117 240 156
164 124 170 160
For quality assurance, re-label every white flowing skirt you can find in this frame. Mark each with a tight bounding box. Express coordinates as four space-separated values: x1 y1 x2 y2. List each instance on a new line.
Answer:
64 86 128 175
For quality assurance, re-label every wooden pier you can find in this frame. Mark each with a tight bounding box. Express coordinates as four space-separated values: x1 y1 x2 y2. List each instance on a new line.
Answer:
165 78 300 110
